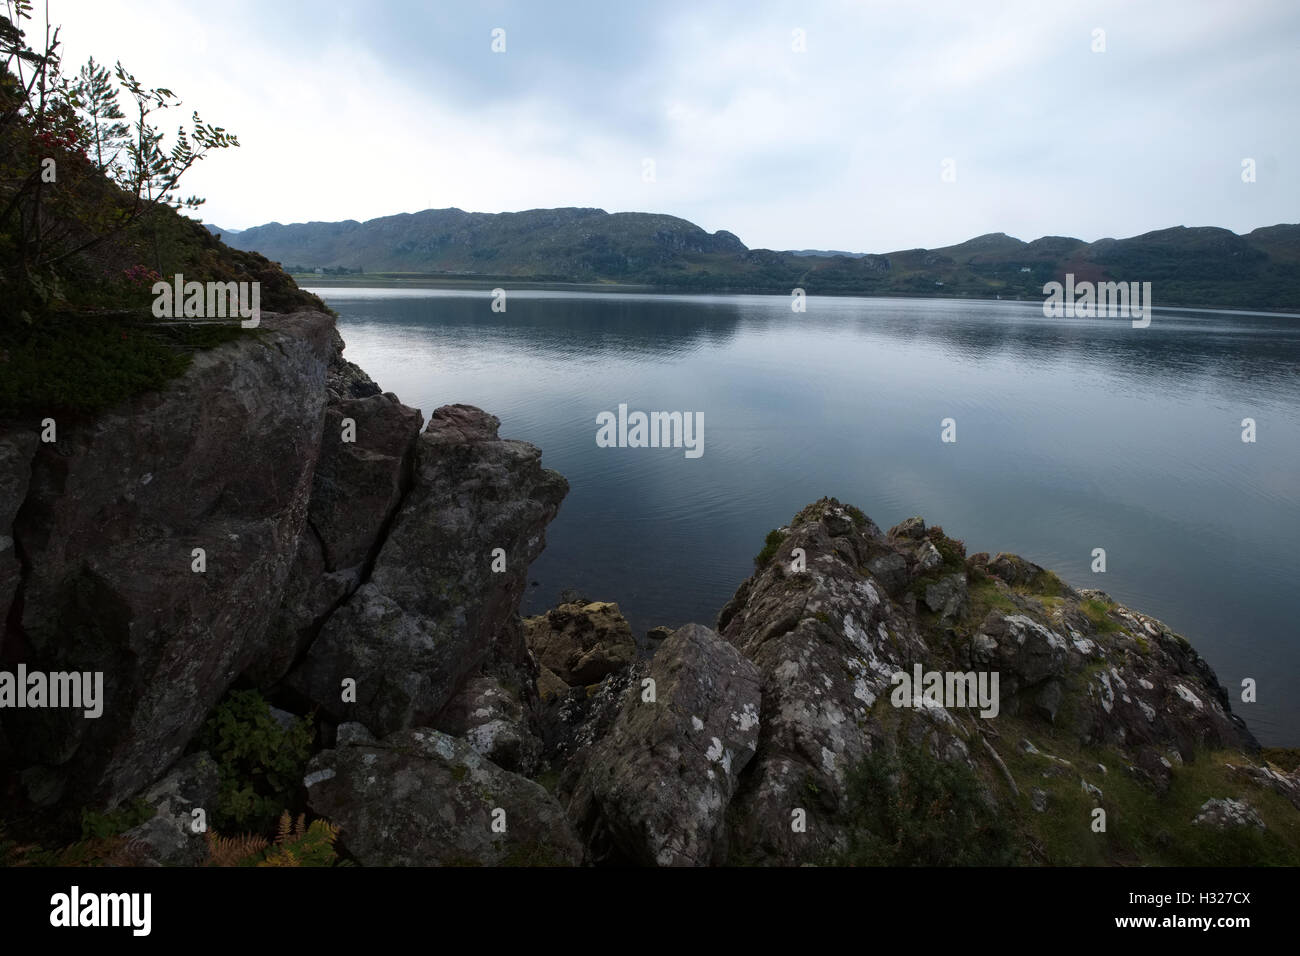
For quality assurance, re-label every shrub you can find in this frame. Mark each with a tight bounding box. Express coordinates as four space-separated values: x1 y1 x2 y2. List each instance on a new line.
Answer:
199 690 314 833
1080 598 1120 633
925 525 967 567
835 739 1018 866
844 504 869 529
753 528 788 568
80 798 153 840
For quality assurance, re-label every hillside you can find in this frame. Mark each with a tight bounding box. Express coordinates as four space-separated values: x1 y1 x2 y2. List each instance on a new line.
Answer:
0 13 324 416
221 209 1300 310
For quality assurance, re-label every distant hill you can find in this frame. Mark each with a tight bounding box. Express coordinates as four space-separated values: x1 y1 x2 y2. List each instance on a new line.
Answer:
785 249 870 259
222 208 1300 310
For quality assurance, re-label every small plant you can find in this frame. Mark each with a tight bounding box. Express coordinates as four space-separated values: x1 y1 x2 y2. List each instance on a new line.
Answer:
205 811 342 867
1080 598 1120 634
754 528 788 568
199 689 314 833
1 820 151 867
80 797 153 840
122 264 162 287
1032 569 1066 598
926 525 967 567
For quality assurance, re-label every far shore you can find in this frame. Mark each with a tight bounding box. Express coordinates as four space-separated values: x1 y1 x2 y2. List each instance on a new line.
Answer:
295 274 1300 316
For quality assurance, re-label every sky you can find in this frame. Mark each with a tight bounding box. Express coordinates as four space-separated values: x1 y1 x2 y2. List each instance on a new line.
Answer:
51 0 1299 252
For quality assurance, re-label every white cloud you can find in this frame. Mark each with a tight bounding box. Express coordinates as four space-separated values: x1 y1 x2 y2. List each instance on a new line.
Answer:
52 0 1300 251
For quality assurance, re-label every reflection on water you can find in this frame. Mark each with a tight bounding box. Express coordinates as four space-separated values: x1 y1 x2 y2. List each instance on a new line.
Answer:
308 287 1300 744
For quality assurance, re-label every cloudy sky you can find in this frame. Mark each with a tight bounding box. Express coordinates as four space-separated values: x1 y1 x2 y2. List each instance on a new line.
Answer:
54 0 1298 251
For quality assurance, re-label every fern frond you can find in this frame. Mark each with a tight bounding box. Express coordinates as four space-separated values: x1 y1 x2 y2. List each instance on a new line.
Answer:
274 810 292 846
204 829 268 867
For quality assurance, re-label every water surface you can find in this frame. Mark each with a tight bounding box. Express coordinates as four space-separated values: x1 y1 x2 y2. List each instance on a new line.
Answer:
307 287 1300 744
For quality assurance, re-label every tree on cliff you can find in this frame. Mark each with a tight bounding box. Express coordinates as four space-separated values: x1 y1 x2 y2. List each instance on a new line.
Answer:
73 55 128 175
0 0 238 323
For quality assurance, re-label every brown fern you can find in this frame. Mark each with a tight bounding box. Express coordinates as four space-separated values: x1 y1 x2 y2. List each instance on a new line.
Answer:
256 816 340 867
204 830 268 867
274 810 292 846
258 844 302 867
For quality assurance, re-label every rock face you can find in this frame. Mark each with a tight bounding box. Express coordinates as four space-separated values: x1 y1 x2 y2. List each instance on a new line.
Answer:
286 404 567 735
304 728 582 866
1 312 335 805
0 430 37 633
562 624 761 865
252 390 422 685
523 600 637 686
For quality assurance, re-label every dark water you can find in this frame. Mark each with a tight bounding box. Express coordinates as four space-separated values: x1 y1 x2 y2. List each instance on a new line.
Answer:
307 287 1300 745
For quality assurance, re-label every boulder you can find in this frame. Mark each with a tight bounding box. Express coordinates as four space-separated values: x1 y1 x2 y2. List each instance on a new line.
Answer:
972 612 1069 689
308 394 422 572
924 572 968 621
122 752 220 866
536 664 569 702
915 539 943 572
434 675 541 774
523 601 636 685
563 624 761 866
1192 797 1265 830
887 516 926 540
287 405 567 735
985 552 1045 588
305 728 582 866
866 552 908 595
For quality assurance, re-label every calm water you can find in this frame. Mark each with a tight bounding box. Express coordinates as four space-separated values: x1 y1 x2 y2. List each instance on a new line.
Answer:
306 287 1300 745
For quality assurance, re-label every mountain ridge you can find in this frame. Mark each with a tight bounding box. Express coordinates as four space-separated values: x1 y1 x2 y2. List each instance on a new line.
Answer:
210 210 1300 311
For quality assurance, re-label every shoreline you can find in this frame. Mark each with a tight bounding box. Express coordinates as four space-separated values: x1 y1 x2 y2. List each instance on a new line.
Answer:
296 275 1300 316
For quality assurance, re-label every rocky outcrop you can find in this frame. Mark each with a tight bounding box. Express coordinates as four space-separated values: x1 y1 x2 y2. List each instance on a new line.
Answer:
523 600 636 686
715 501 942 863
544 498 1273 867
304 727 582 866
0 314 568 842
285 404 567 735
561 624 761 865
2 312 335 806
